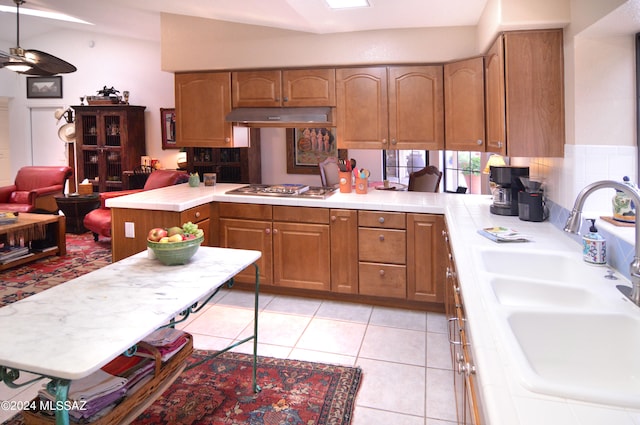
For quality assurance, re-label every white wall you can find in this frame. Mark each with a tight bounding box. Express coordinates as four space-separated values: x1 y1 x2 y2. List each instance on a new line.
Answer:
0 30 179 178
160 15 479 72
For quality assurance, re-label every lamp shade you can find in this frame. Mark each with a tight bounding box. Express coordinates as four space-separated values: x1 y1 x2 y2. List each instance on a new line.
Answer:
483 154 507 174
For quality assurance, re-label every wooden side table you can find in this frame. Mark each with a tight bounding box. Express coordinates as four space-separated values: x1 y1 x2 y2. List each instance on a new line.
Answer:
55 194 100 234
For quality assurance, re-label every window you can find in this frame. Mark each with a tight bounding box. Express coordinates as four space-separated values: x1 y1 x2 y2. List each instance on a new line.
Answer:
442 151 482 194
383 150 427 186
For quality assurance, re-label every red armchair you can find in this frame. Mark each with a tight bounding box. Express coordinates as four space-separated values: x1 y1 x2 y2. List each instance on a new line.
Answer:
83 169 189 240
0 166 73 213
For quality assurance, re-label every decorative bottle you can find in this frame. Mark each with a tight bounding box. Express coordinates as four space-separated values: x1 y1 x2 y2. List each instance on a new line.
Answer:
583 219 606 265
612 176 636 223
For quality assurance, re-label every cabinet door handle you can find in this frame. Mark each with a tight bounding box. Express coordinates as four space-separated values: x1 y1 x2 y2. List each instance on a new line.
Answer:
225 137 231 143
391 138 397 145
381 139 387 145
195 211 201 218
379 269 385 276
265 228 271 234
448 317 462 346
476 139 483 146
378 217 385 224
331 215 336 222
379 234 385 241
283 96 288 102
273 228 279 235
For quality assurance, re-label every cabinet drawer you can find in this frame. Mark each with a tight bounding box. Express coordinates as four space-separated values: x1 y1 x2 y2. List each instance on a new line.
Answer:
179 204 210 224
358 211 406 229
359 262 406 298
358 228 406 264
274 206 329 224
219 202 273 220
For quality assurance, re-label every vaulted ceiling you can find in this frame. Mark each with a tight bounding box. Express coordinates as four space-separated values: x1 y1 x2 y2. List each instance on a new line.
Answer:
0 0 488 44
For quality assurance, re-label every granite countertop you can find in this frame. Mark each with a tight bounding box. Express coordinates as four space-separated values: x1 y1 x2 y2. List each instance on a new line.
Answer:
107 182 638 424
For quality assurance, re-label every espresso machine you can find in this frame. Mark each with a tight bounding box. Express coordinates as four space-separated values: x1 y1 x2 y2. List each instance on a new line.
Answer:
489 166 529 216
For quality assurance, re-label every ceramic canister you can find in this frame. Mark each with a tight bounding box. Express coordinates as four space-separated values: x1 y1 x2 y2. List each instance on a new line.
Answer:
583 233 606 264
188 174 200 187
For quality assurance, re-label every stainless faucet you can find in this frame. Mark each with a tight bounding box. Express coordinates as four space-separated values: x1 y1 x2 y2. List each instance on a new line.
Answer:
564 180 640 305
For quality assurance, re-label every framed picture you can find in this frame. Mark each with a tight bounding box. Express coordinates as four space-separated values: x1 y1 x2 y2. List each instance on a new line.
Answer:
286 128 347 174
26 76 62 99
160 108 177 149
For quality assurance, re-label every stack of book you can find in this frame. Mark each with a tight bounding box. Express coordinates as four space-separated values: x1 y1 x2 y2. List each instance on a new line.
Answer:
33 329 191 422
0 246 31 264
0 211 18 225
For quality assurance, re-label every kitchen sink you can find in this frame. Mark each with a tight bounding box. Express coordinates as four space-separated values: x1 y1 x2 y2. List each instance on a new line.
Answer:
476 248 606 284
504 311 640 408
489 277 604 310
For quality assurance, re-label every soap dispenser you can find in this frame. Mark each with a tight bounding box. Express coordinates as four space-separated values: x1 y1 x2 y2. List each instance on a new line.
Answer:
583 218 606 264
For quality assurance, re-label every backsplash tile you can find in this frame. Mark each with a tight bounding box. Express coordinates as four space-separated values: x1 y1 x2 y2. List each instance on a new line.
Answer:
521 144 637 280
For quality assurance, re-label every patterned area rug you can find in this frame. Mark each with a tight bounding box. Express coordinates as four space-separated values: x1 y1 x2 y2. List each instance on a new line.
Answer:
3 351 362 425
0 232 111 307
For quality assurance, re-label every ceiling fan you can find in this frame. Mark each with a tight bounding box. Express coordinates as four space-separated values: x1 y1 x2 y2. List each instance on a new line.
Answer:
0 0 77 75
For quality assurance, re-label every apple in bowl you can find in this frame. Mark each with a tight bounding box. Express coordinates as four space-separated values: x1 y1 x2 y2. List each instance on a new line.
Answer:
147 228 168 242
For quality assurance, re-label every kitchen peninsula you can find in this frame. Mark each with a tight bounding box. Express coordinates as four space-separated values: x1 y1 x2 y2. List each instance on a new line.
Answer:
107 182 639 425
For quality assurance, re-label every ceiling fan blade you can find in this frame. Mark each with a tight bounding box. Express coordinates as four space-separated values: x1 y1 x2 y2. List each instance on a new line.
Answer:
24 49 77 74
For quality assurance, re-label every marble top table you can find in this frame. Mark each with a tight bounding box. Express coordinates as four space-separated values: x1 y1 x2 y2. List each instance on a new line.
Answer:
0 246 261 380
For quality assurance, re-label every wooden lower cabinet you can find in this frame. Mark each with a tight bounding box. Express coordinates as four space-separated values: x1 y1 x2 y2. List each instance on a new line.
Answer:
218 203 331 291
218 203 273 285
444 226 483 425
111 204 211 262
407 213 445 303
358 211 407 299
215 203 446 307
330 209 358 293
273 221 330 291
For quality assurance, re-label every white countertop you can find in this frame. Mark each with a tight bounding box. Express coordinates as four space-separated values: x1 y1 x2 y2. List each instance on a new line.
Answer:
106 183 639 424
106 182 448 214
0 247 261 380
445 195 640 425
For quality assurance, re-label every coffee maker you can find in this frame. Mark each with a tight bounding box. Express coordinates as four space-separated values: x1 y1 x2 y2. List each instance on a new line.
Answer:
489 166 529 216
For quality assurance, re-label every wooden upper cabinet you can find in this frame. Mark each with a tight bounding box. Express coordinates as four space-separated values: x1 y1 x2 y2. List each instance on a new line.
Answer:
336 67 389 149
485 29 565 157
283 69 336 106
336 66 444 150
232 70 281 107
444 57 486 152
485 35 506 155
175 72 233 147
388 66 444 150
232 69 336 107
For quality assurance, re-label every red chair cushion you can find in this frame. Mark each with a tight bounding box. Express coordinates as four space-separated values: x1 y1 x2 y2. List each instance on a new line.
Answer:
83 208 113 238
9 191 30 204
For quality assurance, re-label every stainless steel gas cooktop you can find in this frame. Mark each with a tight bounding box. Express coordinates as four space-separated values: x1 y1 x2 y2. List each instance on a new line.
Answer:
226 184 336 199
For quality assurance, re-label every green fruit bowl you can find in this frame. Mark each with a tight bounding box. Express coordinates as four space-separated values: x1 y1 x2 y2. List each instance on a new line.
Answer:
147 234 204 266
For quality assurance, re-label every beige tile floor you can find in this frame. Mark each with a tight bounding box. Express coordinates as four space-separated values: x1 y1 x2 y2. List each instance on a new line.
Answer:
0 289 456 425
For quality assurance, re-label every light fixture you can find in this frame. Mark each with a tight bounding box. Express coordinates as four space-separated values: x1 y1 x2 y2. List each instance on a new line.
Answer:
483 154 507 174
325 0 370 9
54 107 74 124
0 4 92 25
3 59 32 72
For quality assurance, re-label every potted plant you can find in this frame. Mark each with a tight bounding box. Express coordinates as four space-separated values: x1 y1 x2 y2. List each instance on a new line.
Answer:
460 155 481 193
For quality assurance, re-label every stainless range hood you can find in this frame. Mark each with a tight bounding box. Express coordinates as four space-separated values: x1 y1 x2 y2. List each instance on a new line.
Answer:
225 107 333 127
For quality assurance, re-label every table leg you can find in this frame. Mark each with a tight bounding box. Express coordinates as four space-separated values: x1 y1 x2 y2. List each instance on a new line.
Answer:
251 262 260 393
50 378 70 425
56 215 66 257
